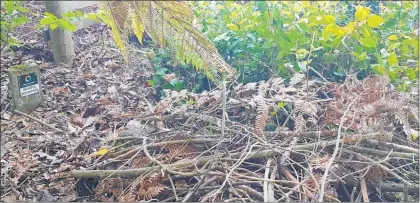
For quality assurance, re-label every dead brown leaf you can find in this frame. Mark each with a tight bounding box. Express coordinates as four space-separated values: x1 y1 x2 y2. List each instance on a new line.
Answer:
97 97 111 106
51 87 70 95
164 73 176 82
117 112 140 118
71 116 84 127
83 73 95 79
104 60 119 69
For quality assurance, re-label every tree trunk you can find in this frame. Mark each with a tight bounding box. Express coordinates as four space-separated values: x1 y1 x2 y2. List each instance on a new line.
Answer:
44 1 75 66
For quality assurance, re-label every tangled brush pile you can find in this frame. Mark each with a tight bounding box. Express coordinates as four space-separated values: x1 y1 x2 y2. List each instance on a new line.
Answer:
49 74 418 202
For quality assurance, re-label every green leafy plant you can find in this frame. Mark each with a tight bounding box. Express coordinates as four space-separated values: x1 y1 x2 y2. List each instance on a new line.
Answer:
1 1 91 51
36 10 84 32
0 1 30 51
191 1 419 90
148 48 214 95
148 49 185 92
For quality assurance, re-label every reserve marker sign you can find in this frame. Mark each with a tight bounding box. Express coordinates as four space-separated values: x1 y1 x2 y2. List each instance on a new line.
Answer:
7 64 43 114
18 72 40 97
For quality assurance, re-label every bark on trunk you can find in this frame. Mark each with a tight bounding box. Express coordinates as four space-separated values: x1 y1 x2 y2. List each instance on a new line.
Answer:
44 1 75 66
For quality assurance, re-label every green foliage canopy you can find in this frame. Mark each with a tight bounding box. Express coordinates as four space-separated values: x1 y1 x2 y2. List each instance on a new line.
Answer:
191 1 419 90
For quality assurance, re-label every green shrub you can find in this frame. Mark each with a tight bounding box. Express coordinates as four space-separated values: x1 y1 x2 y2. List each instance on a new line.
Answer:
191 1 419 90
1 1 86 51
148 48 214 95
1 1 30 51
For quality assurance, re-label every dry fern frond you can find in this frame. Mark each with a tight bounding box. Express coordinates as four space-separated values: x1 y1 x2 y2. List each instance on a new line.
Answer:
293 114 306 132
196 91 221 107
138 184 166 200
254 96 269 137
158 141 202 163
294 100 318 117
145 172 164 186
98 2 129 62
99 1 236 82
106 1 129 32
138 175 166 200
158 147 184 163
292 100 319 132
118 193 137 202
365 165 387 183
349 163 387 183
154 98 172 113
132 156 151 168
322 74 418 139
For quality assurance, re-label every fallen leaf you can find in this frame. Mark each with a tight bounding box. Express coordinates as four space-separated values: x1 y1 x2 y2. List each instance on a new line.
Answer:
1 112 12 120
83 116 98 128
105 60 119 68
164 73 176 82
51 87 69 95
410 129 419 141
97 97 111 106
82 107 102 118
107 85 117 93
83 73 95 79
68 122 78 135
71 116 84 127
96 147 109 156
87 146 109 157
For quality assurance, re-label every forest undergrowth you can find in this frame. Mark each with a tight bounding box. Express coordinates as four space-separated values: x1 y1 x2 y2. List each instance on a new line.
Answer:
0 1 419 202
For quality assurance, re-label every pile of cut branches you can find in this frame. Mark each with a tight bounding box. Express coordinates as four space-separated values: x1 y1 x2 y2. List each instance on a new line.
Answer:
53 74 418 202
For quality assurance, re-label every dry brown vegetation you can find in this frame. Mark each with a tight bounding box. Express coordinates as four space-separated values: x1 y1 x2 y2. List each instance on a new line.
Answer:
1 1 419 202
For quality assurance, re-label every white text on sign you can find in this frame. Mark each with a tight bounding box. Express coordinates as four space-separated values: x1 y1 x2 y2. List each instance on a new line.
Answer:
20 84 40 97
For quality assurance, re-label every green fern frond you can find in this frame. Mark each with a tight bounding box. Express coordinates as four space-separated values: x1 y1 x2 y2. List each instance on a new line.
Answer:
107 1 129 32
98 1 235 83
131 13 145 46
99 1 129 62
